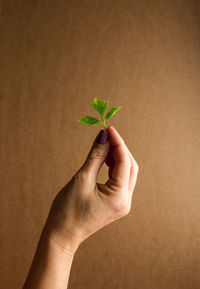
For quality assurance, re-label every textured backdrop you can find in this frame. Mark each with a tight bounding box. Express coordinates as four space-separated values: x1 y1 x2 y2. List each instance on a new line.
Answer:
0 0 200 288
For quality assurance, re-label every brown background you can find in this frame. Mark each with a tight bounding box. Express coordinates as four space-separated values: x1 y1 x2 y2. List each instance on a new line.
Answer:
1 0 200 288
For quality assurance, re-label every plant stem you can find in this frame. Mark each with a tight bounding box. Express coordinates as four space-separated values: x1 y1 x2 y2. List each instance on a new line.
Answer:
100 121 106 129
101 116 106 130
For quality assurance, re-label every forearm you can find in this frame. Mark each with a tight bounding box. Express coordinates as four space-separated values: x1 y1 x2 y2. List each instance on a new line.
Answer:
22 224 77 289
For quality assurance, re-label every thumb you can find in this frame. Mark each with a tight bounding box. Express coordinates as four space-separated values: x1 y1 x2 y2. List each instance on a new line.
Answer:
81 129 109 181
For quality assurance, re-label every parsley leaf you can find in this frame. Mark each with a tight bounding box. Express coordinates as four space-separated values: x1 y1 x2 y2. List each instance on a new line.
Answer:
91 98 109 119
105 106 121 120
78 116 100 125
78 97 121 129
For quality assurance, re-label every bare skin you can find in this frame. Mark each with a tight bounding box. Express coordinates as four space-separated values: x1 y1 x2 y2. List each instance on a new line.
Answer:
22 125 139 289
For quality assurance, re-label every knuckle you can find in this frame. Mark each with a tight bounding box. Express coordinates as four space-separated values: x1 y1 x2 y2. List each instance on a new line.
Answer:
131 154 139 169
89 148 105 160
134 160 139 173
120 200 131 216
128 159 132 169
121 204 131 217
112 195 130 216
126 155 132 168
128 153 139 173
74 169 88 184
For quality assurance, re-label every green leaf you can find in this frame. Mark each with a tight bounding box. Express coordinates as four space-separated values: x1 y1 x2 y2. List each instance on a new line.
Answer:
102 101 109 116
91 97 109 119
78 116 100 125
105 106 121 120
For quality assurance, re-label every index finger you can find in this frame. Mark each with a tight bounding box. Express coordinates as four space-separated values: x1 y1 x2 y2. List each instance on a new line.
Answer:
105 125 131 190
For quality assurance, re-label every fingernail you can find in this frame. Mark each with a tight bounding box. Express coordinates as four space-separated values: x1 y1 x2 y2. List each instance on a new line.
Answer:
95 130 109 144
107 124 114 129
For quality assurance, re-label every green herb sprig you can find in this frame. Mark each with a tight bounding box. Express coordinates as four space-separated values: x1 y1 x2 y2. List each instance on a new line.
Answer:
78 97 121 129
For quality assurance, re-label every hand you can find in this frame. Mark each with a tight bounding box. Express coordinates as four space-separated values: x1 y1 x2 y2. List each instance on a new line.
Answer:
43 125 139 254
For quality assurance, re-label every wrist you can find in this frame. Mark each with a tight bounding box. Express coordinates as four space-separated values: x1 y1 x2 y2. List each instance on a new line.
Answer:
23 224 76 288
41 219 81 257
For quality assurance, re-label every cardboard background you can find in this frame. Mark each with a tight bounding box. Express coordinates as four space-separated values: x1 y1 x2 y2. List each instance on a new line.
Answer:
0 0 200 288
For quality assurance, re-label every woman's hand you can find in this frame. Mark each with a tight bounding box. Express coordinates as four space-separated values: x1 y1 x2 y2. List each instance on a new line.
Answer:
43 125 139 254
